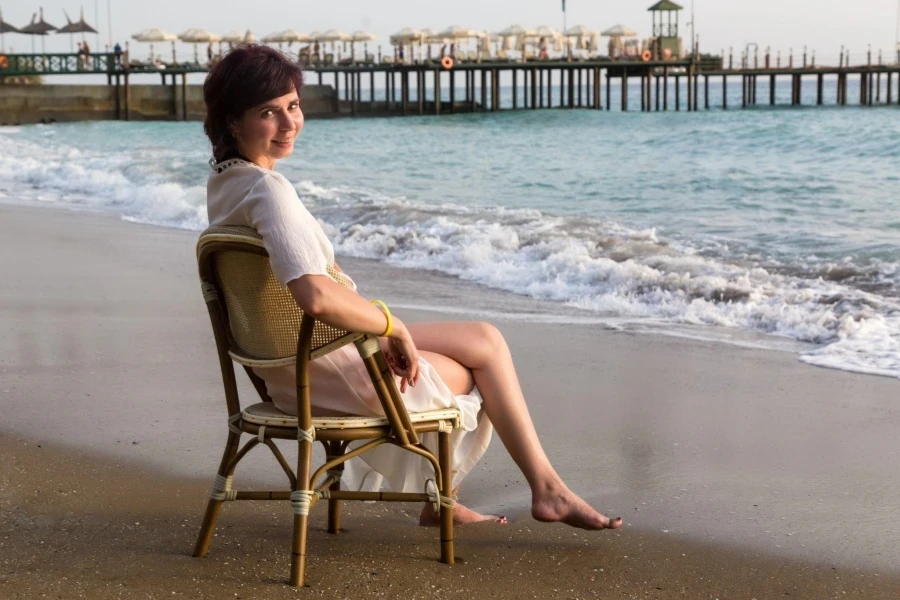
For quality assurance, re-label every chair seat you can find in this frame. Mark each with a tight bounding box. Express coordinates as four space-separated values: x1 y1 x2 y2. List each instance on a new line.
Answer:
242 402 461 431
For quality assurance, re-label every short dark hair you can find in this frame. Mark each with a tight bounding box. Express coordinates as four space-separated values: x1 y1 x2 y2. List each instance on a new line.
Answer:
203 44 304 162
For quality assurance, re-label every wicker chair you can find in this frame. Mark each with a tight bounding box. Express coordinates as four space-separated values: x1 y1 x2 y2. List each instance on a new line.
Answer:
193 225 459 587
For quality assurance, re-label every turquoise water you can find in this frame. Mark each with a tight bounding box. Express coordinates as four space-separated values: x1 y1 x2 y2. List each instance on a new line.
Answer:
1 103 898 376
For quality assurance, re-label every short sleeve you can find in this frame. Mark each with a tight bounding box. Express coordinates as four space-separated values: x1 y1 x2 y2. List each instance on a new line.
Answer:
243 173 331 285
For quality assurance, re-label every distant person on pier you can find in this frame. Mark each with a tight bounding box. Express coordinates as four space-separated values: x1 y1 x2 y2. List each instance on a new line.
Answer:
398 41 405 62
450 42 456 59
313 41 320 60
114 42 123 67
82 40 91 68
208 42 214 64
539 37 549 60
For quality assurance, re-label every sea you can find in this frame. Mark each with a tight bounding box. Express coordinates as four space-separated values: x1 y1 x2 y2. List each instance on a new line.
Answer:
1 93 899 379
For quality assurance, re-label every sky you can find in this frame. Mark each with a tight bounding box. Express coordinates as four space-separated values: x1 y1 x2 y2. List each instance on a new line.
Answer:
4 0 899 66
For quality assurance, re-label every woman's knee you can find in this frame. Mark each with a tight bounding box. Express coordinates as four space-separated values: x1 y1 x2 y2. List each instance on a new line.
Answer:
471 321 509 365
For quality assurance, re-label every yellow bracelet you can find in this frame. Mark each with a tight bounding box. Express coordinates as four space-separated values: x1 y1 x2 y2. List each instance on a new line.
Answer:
370 300 393 337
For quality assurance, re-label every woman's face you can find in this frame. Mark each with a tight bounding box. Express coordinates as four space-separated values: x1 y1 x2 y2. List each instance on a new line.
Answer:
232 88 304 169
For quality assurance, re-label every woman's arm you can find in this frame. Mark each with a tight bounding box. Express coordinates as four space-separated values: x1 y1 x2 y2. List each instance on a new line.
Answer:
288 274 419 388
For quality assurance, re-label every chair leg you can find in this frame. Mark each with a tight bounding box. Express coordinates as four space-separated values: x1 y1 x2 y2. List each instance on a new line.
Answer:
290 512 311 586
290 435 315 587
438 430 455 565
325 442 345 534
193 433 240 558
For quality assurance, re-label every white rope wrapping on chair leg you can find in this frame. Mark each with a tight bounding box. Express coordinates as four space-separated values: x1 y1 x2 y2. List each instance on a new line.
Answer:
257 425 267 443
424 479 456 513
201 282 218 304
210 474 237 502
290 490 317 516
297 427 315 443
437 420 454 433
227 413 242 435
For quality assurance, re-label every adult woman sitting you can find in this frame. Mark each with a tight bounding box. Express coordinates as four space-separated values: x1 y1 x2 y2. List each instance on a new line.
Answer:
203 44 621 530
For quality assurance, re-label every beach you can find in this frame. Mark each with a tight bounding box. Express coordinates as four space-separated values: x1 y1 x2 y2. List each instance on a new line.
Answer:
2 202 899 598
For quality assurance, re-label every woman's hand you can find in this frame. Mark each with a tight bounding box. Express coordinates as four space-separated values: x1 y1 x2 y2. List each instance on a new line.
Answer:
380 319 420 393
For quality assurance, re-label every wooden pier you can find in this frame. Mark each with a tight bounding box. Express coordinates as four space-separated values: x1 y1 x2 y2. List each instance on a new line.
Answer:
307 59 900 116
1 51 899 124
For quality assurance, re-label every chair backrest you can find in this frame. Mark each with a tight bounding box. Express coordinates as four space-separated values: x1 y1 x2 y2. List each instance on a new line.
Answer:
197 225 417 441
196 225 356 367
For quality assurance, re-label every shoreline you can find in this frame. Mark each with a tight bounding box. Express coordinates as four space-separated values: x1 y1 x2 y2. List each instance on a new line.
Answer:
2 202 900 595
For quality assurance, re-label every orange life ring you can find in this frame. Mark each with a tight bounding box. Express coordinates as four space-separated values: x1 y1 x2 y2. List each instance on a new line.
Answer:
663 48 673 60
641 50 652 62
0 55 8 70
440 56 454 70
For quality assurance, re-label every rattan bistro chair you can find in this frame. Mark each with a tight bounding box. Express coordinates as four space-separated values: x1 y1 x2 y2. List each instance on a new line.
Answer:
193 225 459 587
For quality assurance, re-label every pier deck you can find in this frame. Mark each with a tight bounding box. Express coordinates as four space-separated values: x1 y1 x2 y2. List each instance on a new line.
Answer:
1 52 898 124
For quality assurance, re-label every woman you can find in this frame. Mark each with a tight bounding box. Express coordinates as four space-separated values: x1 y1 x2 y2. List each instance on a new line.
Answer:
203 45 621 530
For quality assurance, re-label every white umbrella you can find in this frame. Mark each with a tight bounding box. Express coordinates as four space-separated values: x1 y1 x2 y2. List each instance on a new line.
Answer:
350 30 377 61
533 25 562 39
221 30 244 43
178 28 221 43
498 24 535 37
263 29 309 46
131 27 177 62
242 29 255 43
565 25 596 37
600 24 636 58
600 24 637 37
350 30 377 42
313 29 350 42
437 25 479 40
389 27 421 44
178 28 222 62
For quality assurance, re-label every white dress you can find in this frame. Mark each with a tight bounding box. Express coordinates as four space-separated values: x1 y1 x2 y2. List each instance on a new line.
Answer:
206 158 493 493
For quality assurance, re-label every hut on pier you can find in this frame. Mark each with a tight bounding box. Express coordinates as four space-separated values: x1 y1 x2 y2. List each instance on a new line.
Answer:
648 0 684 59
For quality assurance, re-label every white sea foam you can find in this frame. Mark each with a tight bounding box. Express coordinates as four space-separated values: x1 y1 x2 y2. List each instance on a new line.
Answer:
297 180 900 379
1 129 898 380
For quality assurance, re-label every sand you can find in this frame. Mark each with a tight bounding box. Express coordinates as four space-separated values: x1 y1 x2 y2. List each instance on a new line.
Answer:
2 203 899 598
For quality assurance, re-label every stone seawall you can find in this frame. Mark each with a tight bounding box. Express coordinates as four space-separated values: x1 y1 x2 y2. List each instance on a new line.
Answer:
0 84 337 125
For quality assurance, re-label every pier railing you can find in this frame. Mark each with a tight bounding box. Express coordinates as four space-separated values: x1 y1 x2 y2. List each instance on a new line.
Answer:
0 52 118 76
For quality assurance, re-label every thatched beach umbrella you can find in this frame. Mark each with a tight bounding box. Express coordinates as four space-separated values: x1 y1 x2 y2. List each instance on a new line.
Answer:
600 24 637 58
564 25 598 52
312 29 350 56
57 8 98 52
0 8 19 54
262 29 309 51
19 8 57 54
350 30 376 60
389 28 422 62
436 25 481 57
498 24 536 54
132 28 177 63
179 28 222 63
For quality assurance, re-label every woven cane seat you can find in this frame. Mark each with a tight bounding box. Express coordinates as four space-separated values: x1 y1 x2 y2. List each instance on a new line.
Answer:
242 402 462 431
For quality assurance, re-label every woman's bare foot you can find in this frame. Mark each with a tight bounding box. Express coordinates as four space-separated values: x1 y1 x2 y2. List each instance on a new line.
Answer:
419 502 508 526
531 483 622 530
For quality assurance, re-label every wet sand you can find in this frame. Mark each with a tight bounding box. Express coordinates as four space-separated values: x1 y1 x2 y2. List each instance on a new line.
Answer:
2 203 899 597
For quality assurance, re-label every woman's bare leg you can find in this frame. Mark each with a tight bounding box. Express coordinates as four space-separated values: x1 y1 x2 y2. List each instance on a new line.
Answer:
409 322 622 531
417 351 506 525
